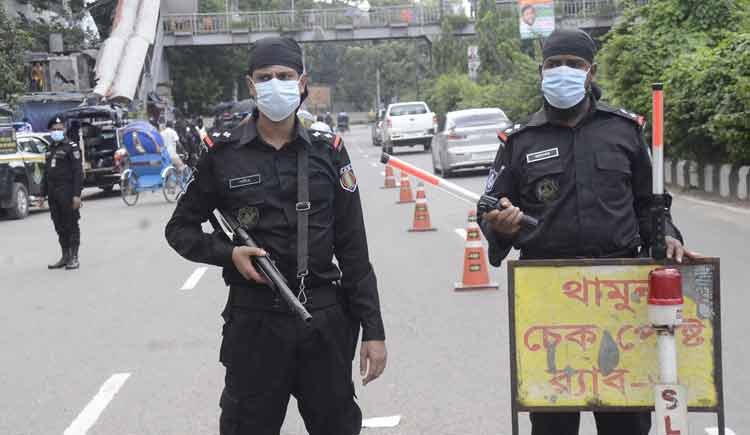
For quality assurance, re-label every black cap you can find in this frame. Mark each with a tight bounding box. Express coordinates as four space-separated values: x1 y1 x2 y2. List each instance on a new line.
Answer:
48 116 64 129
542 29 597 64
248 37 304 75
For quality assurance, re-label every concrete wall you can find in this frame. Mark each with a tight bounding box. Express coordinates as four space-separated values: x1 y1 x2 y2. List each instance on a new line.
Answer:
664 157 750 203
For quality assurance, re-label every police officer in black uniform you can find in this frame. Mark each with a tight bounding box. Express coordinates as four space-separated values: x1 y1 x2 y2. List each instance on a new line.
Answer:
165 37 387 435
479 30 697 435
43 116 83 270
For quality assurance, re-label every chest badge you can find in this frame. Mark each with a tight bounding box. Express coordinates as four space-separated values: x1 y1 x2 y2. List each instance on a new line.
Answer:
526 147 559 164
229 174 261 190
536 177 560 204
339 163 357 192
237 206 260 229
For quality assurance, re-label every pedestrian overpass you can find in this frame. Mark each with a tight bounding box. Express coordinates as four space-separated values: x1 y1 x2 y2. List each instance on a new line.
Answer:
159 0 645 47
142 0 645 105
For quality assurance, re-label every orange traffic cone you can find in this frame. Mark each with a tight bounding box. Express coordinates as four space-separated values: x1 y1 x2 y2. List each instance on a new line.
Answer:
381 165 397 189
455 210 498 291
408 183 437 232
396 171 415 204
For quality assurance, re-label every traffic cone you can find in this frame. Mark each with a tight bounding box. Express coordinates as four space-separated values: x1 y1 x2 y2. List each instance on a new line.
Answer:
454 210 498 291
381 165 397 189
396 171 415 204
408 183 437 232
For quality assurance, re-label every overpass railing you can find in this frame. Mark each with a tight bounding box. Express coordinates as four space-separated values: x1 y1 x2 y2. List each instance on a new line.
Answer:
162 0 649 35
163 5 443 35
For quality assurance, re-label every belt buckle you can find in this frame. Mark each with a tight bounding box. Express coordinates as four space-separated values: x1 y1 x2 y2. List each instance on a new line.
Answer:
296 201 311 212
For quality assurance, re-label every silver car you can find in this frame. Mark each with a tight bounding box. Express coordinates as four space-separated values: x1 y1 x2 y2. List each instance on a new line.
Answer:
431 108 511 177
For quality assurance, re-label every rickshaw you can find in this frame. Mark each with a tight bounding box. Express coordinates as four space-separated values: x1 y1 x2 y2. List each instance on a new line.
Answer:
115 121 189 206
336 112 350 133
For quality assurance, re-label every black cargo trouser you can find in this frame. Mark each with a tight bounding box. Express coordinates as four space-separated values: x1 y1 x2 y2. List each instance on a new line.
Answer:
530 407 651 434
48 184 80 249
219 303 362 435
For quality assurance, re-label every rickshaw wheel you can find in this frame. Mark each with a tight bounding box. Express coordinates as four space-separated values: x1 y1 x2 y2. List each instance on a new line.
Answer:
162 167 180 203
120 170 139 206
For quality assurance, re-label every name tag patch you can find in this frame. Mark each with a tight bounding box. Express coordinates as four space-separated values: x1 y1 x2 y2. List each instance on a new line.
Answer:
526 148 559 164
229 174 261 189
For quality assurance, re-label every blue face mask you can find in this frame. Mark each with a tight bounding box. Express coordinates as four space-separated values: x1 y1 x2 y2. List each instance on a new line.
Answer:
254 78 301 122
51 131 65 142
541 66 590 109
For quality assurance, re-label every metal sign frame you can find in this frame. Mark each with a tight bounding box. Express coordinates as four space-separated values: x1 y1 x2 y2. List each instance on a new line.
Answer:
507 257 725 435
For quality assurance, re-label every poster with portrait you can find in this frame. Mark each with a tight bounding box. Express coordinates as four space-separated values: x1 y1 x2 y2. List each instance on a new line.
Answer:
518 0 555 39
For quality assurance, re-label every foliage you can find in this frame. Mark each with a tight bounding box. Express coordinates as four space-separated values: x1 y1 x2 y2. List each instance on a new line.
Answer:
167 46 250 115
599 0 750 163
664 34 750 163
432 18 469 76
15 14 95 52
426 0 542 124
0 7 32 101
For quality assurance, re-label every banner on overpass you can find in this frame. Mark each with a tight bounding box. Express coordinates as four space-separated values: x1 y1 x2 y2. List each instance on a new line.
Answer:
518 0 555 39
506 257 724 432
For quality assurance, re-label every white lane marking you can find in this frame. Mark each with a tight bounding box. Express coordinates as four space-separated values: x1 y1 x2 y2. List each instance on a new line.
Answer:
380 171 385 176
675 193 750 215
455 228 467 240
705 427 736 435
362 415 401 428
362 154 370 158
371 162 379 168
64 373 131 435
181 266 208 290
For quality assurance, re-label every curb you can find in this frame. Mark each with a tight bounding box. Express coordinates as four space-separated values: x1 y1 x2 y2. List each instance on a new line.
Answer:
664 158 750 203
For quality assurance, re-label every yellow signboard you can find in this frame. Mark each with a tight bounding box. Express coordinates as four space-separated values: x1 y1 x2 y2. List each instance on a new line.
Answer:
0 127 16 155
509 258 721 411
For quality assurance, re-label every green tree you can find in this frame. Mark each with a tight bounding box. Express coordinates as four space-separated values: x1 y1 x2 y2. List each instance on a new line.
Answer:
0 7 32 101
167 46 249 115
432 17 469 75
599 0 750 163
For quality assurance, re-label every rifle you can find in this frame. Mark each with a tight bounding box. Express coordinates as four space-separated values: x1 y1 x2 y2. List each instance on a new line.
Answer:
210 209 312 322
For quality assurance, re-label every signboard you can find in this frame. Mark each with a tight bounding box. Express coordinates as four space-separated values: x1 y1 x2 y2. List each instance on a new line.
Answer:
518 0 555 40
467 45 480 82
507 258 725 434
0 128 17 155
306 86 332 112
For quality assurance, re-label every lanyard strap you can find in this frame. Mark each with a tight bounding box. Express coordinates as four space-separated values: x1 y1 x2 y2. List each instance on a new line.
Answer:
296 144 310 297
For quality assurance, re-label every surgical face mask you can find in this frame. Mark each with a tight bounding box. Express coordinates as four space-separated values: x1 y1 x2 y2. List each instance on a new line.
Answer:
541 66 590 109
254 78 301 122
50 130 65 142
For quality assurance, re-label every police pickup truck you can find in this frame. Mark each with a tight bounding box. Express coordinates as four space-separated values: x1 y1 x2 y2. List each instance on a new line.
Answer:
0 127 50 219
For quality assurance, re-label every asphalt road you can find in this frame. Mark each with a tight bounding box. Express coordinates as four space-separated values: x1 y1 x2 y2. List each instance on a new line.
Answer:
1 124 748 435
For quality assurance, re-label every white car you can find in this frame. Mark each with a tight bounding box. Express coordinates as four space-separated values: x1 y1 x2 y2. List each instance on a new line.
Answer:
382 102 437 154
431 108 511 177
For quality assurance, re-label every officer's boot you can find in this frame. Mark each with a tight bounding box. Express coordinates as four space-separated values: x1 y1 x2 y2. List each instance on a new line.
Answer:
48 246 68 269
65 245 79 270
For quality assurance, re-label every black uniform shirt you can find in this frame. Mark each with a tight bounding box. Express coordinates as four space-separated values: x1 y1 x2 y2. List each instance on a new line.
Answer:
42 140 83 197
165 118 386 341
479 98 682 265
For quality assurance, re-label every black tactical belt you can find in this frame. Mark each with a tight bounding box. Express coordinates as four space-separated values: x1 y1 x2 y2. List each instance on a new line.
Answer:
228 283 339 312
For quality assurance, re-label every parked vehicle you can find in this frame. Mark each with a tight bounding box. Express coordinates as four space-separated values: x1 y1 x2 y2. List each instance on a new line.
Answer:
60 105 126 192
382 101 437 154
371 108 386 147
431 108 511 177
0 128 50 219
